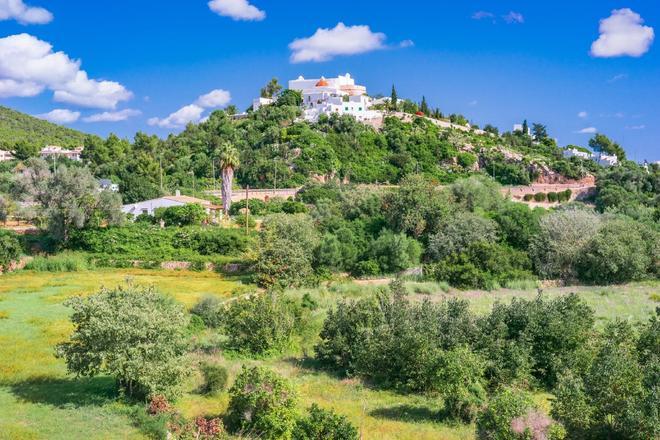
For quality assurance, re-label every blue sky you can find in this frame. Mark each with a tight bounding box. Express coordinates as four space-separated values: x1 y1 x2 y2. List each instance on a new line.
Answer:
0 0 658 160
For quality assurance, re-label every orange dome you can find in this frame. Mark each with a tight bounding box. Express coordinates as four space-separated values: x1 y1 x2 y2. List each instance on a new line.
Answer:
316 77 329 87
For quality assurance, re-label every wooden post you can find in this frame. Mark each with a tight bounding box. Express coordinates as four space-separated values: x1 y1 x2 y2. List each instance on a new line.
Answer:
245 186 249 235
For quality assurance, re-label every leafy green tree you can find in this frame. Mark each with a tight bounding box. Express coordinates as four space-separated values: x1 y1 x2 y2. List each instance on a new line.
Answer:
56 285 189 400
578 219 656 284
484 124 499 136
521 119 529 136
476 388 535 440
11 140 40 161
369 230 421 274
437 347 487 422
293 404 359 440
491 202 542 250
420 96 430 115
426 212 499 262
14 159 123 242
450 175 503 212
589 133 626 160
529 209 601 280
223 292 298 355
0 230 21 270
154 203 207 226
276 89 303 107
226 366 297 440
261 78 283 99
532 123 548 140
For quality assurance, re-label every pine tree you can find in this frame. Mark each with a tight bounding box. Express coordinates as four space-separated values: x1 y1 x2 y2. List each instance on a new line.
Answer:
420 96 430 115
390 85 398 111
522 119 529 136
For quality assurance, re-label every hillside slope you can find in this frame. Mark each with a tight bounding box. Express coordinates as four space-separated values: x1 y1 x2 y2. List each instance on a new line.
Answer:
0 106 91 148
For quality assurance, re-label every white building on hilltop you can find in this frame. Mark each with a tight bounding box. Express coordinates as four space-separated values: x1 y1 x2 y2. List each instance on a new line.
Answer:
0 150 14 162
41 146 83 161
563 148 592 160
288 74 380 122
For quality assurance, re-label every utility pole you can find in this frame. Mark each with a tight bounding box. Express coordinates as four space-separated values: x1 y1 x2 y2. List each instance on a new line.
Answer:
159 155 163 192
212 160 216 192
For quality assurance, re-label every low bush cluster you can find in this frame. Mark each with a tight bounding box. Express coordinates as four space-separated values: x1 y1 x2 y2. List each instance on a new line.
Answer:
0 229 21 270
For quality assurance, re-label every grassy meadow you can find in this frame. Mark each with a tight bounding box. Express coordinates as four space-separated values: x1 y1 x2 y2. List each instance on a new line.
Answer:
0 269 658 439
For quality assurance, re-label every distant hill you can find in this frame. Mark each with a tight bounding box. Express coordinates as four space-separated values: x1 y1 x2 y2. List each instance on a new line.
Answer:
0 106 92 149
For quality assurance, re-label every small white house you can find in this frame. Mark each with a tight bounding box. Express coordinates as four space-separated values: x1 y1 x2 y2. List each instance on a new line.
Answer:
41 145 83 161
253 97 275 111
0 150 14 162
563 148 592 160
595 154 619 168
122 191 221 219
99 179 119 192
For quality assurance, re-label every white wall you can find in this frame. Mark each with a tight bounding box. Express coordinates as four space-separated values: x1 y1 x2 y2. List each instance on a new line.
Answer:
122 198 183 217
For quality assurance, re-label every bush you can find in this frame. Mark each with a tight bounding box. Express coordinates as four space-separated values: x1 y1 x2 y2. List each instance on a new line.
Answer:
437 347 487 422
200 363 228 395
426 212 499 262
234 214 256 229
191 296 224 328
533 192 547 202
476 388 534 440
223 292 299 355
25 252 93 272
154 203 207 226
0 230 21 270
523 194 534 202
369 230 421 274
351 259 380 277
229 198 267 216
173 228 252 256
547 192 558 203
226 366 297 439
293 404 359 440
56 285 189 400
578 219 655 284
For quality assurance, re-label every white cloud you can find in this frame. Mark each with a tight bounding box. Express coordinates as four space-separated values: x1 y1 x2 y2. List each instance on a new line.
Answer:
399 39 415 48
208 0 265 21
468 100 478 106
148 104 205 129
591 9 654 58
472 11 495 20
0 0 52 25
36 108 80 124
83 109 141 123
578 111 588 119
289 23 387 63
578 127 598 134
196 89 232 108
626 124 646 130
0 34 132 109
503 12 524 24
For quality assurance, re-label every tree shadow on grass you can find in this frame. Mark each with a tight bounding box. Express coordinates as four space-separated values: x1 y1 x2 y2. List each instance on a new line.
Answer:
9 376 119 408
281 356 347 380
369 404 449 424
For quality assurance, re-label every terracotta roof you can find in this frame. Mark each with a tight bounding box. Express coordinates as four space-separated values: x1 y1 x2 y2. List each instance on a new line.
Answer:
163 195 213 205
316 77 329 87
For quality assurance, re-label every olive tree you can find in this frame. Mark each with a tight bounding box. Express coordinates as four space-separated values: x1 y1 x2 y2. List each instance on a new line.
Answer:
56 285 189 400
14 159 123 242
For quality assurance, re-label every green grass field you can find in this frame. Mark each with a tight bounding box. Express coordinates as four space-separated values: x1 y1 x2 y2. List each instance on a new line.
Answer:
0 269 657 439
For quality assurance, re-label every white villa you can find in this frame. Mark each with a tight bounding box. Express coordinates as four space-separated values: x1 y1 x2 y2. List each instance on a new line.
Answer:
41 145 84 161
122 191 222 220
289 74 380 122
562 148 619 168
0 150 14 162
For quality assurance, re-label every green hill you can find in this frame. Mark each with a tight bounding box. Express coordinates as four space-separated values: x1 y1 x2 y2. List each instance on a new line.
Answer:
0 106 92 149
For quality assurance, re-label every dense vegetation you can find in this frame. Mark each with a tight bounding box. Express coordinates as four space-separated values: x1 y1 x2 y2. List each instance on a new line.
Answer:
0 106 92 149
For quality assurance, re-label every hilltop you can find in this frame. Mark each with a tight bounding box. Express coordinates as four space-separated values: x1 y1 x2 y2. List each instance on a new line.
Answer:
0 106 92 149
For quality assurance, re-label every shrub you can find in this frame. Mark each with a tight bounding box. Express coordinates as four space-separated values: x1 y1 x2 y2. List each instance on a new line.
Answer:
523 194 534 202
0 230 21 270
154 203 207 226
533 192 547 202
437 347 487 422
578 219 655 284
223 292 298 355
56 285 189 400
450 175 503 212
234 215 256 229
351 259 380 277
200 363 228 395
547 192 558 203
426 212 499 262
25 252 93 272
476 388 534 440
172 228 252 256
148 395 172 415
191 296 224 328
229 198 267 216
293 404 359 440
491 202 541 250
457 152 478 169
226 366 297 439
369 230 421 274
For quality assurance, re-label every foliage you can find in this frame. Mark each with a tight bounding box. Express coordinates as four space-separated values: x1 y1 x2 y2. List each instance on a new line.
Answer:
56 285 189 400
529 209 601 280
14 159 123 242
491 202 542 250
292 404 359 440
154 204 208 226
578 219 657 284
0 105 92 148
437 347 487 422
200 363 229 395
426 212 499 261
191 296 224 328
368 230 421 274
25 251 93 272
0 229 21 269
226 366 297 439
589 133 626 160
475 388 535 440
223 292 300 355
450 175 502 212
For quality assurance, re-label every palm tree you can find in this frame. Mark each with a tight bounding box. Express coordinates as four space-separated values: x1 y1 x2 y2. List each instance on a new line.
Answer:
219 143 240 216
